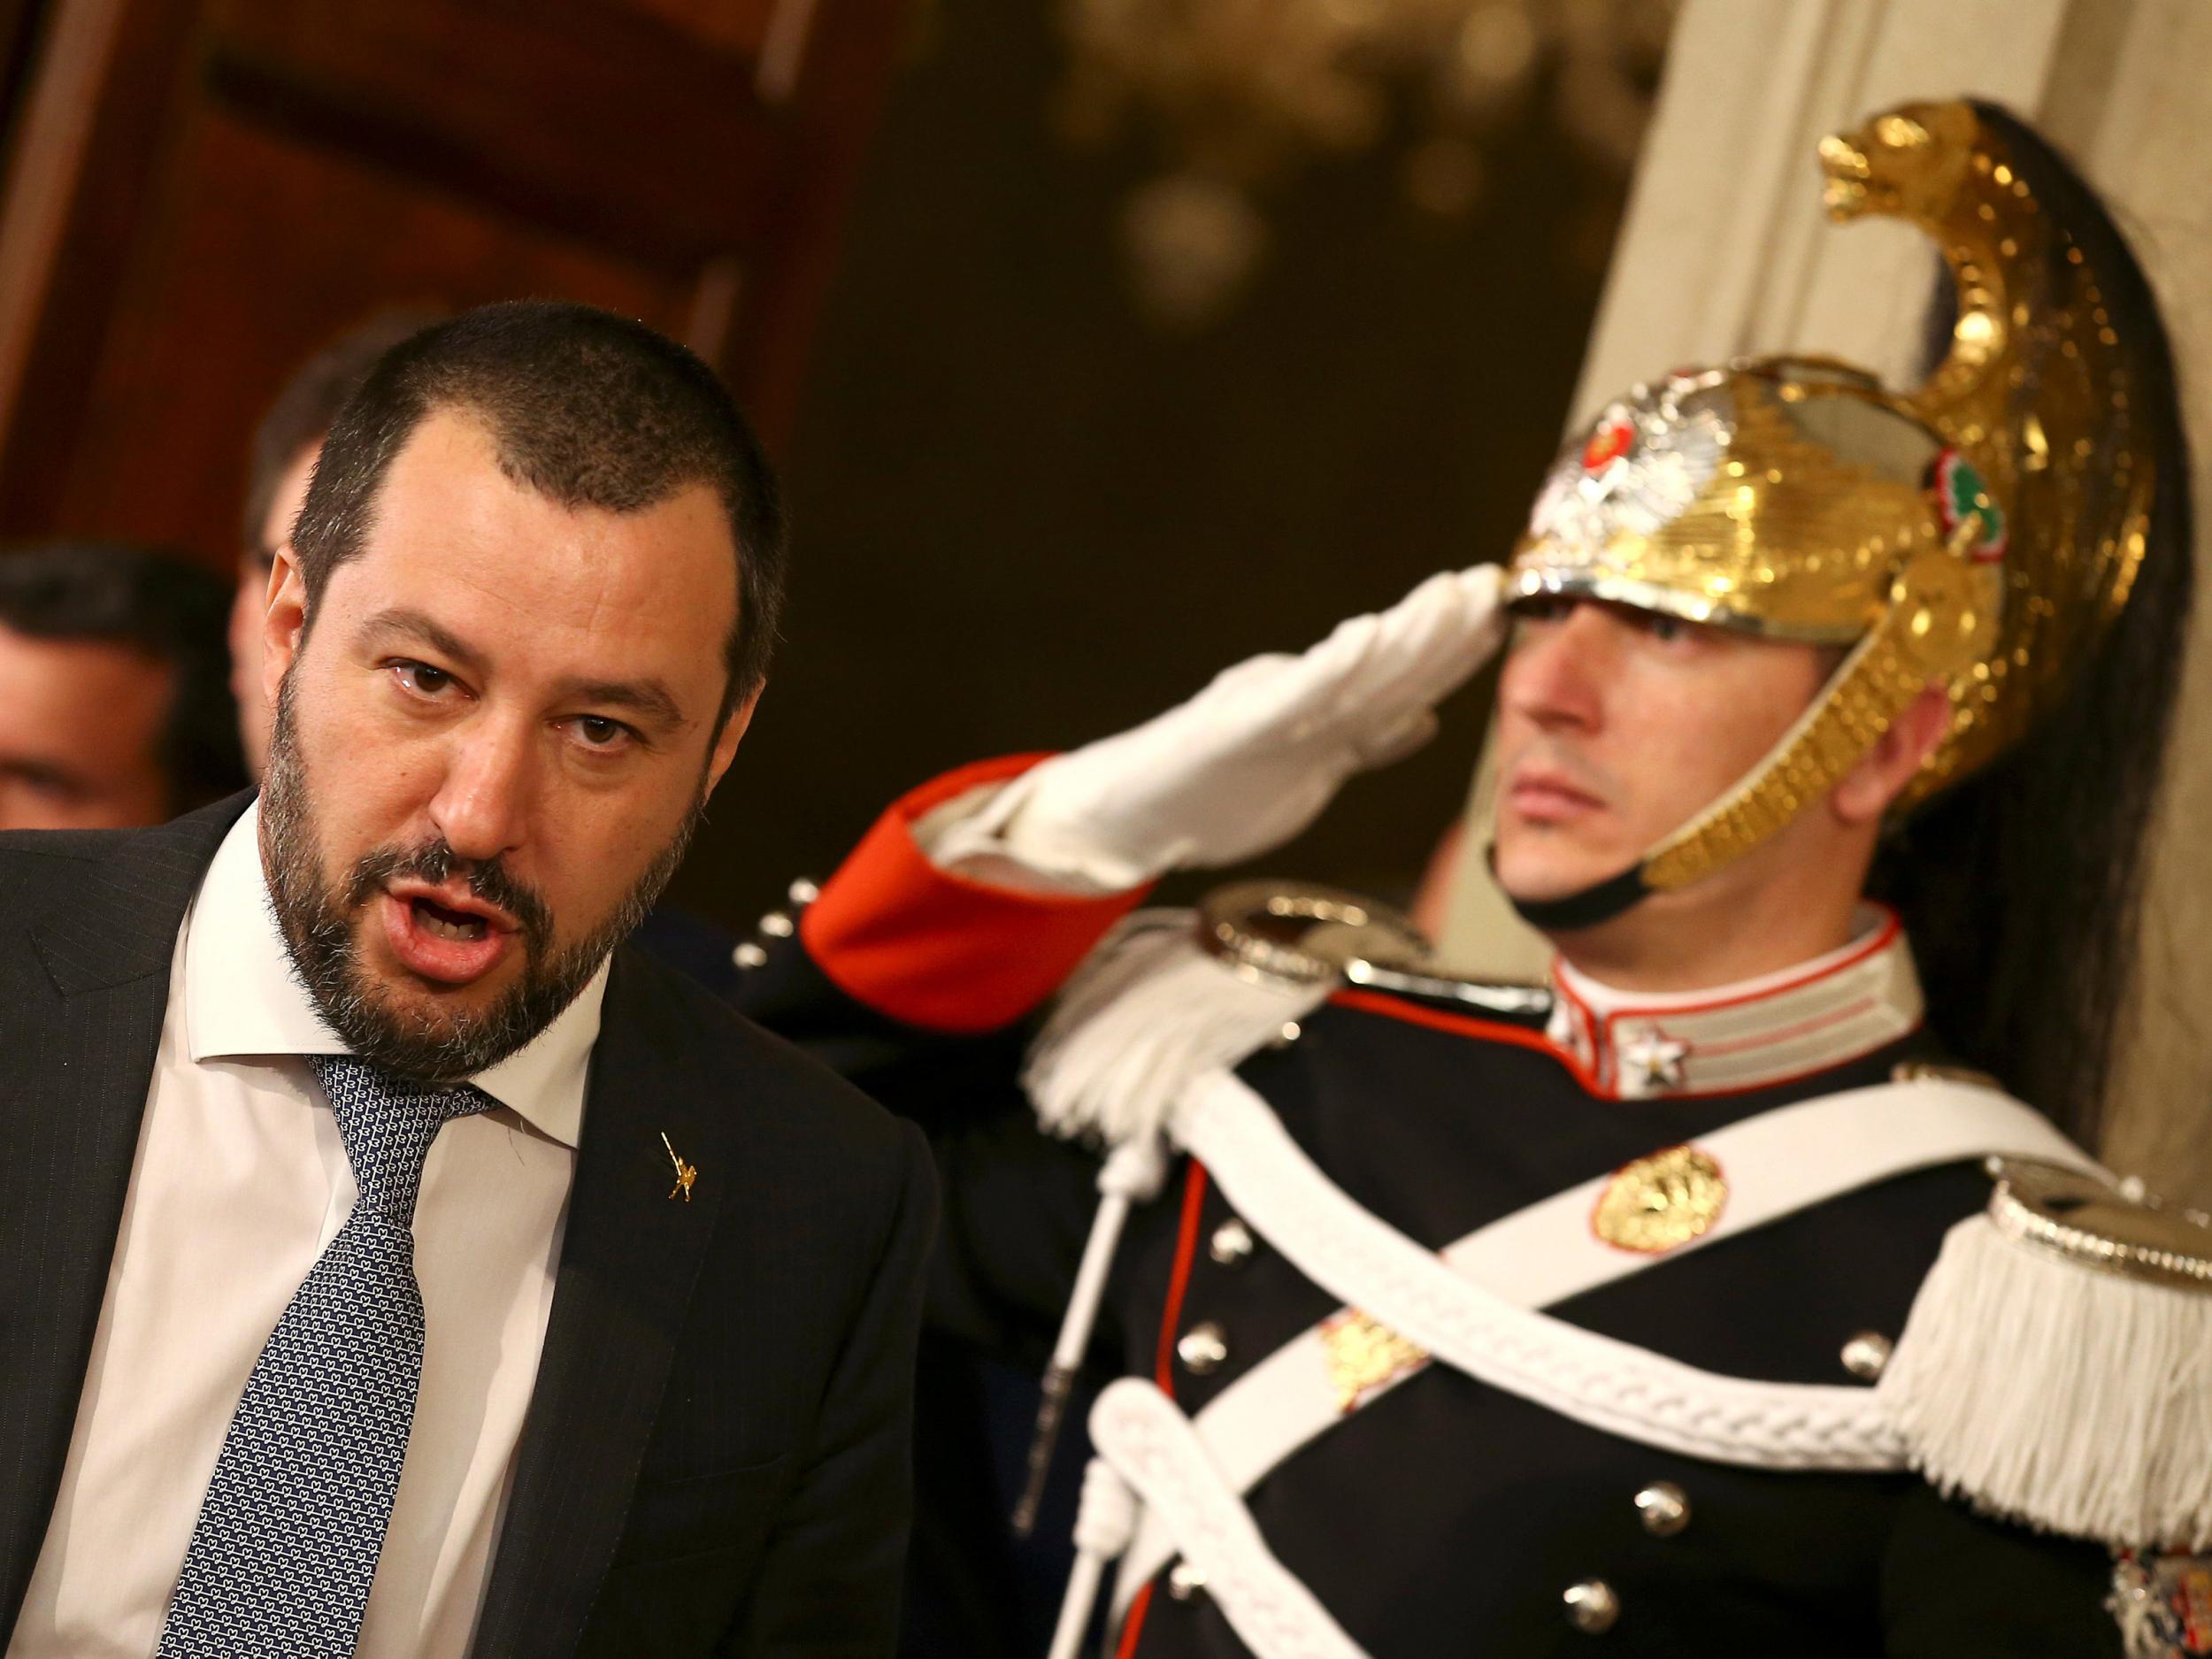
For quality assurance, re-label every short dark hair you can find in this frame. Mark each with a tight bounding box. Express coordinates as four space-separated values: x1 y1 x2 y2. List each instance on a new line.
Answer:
242 309 448 558
0 543 248 812
291 301 787 715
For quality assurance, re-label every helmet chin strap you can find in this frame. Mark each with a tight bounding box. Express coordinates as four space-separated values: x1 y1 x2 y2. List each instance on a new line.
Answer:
1494 850 1654 933
1485 535 1992 940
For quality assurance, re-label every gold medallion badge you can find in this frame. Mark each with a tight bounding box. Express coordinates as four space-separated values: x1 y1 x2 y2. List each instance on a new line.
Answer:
1593 1145 1727 1253
1320 1310 1430 1413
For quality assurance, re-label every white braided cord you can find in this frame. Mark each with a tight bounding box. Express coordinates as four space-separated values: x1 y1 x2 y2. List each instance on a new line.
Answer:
1172 1070 1909 1471
1090 1379 1372 1659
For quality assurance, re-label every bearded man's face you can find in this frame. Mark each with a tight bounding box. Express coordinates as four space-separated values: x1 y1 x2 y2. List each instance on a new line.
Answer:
255 407 754 1082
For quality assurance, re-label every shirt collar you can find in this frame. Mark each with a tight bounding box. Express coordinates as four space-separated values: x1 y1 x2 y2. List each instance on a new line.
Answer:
1543 904 1922 1101
182 801 605 1148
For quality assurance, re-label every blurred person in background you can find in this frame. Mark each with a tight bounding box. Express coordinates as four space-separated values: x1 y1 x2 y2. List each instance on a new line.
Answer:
0 542 243 829
233 311 444 780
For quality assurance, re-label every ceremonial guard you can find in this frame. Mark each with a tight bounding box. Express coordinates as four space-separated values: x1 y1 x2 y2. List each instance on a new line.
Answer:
740 102 2209 1655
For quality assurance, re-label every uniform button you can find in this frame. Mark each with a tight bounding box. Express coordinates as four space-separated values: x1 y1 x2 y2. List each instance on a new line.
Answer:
1563 1578 1620 1634
733 941 769 970
1840 1331 1893 1381
787 876 821 906
1268 1020 1303 1048
758 910 795 939
1634 1480 1689 1537
1209 1217 1255 1267
1176 1322 1228 1375
1166 1560 1208 1601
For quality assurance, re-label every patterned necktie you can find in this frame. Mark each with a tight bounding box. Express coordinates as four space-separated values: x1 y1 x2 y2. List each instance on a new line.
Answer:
157 1056 494 1658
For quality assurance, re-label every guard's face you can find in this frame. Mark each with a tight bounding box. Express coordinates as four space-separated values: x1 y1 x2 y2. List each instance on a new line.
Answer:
258 408 751 1079
1489 598 1831 910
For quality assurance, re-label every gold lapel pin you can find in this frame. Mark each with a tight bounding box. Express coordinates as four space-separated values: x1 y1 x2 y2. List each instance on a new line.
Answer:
660 1132 698 1202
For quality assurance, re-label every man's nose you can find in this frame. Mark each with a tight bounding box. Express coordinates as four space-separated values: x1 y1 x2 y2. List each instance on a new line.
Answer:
426 715 534 864
1502 603 1616 734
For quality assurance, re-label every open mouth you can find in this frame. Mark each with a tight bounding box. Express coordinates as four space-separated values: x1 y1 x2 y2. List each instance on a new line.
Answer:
413 895 490 942
377 882 519 987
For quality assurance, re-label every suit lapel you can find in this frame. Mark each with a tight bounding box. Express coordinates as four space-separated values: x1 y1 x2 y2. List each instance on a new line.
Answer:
0 797 248 1635
471 949 741 1655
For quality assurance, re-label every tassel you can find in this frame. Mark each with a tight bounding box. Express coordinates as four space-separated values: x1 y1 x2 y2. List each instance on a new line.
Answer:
1880 1213 2212 1548
1025 909 1332 1148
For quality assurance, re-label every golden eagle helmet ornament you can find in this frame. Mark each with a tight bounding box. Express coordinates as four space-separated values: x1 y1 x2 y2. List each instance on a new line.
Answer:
1502 101 2154 928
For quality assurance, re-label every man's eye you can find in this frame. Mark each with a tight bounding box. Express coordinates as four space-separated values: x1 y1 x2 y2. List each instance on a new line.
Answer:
572 715 632 749
1640 613 1685 642
396 663 455 695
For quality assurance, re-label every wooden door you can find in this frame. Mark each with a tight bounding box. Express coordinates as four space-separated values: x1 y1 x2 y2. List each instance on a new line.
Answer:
0 0 905 568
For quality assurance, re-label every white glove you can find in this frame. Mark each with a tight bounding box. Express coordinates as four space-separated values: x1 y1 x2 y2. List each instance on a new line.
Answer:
931 565 1507 890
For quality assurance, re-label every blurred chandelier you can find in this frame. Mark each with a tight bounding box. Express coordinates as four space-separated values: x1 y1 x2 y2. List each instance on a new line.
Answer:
1057 0 1679 326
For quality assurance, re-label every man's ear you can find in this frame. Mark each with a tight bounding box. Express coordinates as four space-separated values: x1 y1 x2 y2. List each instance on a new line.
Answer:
1832 681 1953 826
703 681 765 797
260 547 309 714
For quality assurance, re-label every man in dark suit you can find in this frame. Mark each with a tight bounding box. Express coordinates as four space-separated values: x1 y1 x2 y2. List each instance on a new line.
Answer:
0 302 935 1658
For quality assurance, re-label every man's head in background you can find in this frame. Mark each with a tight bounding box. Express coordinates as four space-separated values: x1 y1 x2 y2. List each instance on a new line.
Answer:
257 301 786 1082
0 544 246 829
234 311 446 778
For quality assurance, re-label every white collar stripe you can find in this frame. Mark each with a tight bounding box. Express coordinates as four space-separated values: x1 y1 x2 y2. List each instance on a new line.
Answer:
1540 908 1923 1101
1691 995 1881 1057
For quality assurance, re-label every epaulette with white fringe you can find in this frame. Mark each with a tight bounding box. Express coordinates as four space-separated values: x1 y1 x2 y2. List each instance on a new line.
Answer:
1883 1157 2212 1549
1023 877 1547 1151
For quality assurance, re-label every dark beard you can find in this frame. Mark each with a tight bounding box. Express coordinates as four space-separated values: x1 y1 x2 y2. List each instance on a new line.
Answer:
259 681 699 1084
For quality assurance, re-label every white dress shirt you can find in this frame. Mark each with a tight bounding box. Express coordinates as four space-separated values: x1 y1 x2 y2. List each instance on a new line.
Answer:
9 803 610 1658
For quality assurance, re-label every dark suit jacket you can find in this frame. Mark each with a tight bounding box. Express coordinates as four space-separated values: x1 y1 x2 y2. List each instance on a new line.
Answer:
0 795 939 1656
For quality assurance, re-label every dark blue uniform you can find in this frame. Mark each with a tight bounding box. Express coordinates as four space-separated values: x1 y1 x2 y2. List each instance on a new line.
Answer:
718 837 2125 1658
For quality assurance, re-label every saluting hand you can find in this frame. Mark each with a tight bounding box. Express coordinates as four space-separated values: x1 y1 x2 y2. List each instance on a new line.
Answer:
933 565 1507 890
